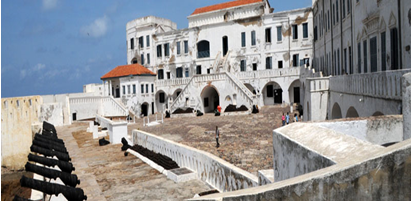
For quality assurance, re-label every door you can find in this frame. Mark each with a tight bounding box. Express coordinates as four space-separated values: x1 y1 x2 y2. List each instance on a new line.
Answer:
293 87 300 103
151 102 154 114
222 36 228 56
115 88 120 98
72 113 77 121
141 104 148 117
274 89 282 104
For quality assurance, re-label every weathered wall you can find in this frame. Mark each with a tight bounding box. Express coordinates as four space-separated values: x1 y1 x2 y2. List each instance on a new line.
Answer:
69 96 127 120
96 115 127 144
403 73 411 139
132 130 258 192
272 129 335 182
39 103 64 127
317 115 403 145
192 141 411 201
1 96 43 170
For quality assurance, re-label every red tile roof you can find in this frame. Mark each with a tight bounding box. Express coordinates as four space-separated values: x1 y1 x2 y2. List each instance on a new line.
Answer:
101 64 156 79
190 0 263 16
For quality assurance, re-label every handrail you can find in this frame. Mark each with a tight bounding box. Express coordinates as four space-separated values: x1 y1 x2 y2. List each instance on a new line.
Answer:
225 72 255 105
212 51 222 73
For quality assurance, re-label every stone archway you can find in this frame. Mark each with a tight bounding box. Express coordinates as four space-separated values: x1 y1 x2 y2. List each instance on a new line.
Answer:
331 102 342 119
288 79 301 104
346 106 359 118
141 102 149 117
262 81 282 105
201 85 220 113
372 111 384 116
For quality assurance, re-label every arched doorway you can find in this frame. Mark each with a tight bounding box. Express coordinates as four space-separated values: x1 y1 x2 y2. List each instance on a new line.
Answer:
141 102 149 117
222 36 228 56
346 107 359 118
131 58 138 64
288 79 301 104
262 82 282 105
244 83 256 95
372 111 384 116
172 88 182 100
201 86 219 113
331 102 342 119
155 90 167 113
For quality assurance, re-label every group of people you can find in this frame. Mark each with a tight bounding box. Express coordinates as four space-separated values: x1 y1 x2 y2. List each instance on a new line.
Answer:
281 112 298 126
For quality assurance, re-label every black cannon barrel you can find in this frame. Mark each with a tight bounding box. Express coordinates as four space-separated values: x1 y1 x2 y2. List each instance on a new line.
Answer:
32 140 68 154
30 145 71 162
13 195 32 201
42 130 57 138
34 136 65 148
35 133 64 144
25 163 80 187
43 121 57 134
28 154 75 173
20 176 87 201
121 137 131 151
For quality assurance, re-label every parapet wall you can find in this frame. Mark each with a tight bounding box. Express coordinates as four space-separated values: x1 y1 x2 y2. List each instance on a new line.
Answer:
132 130 259 192
1 96 43 170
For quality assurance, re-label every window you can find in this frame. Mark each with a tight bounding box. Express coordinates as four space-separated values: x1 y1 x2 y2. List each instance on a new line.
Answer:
151 84 154 93
133 84 136 94
123 85 126 95
293 54 299 67
328 11 330 30
207 69 210 74
241 32 246 47
314 26 318 41
358 42 361 73
139 36 144 48
130 38 134 49
370 37 377 72
147 53 150 64
146 84 149 93
333 4 335 25
337 49 340 75
164 43 170 57
336 0 339 22
344 48 347 74
265 28 271 43
266 57 272 69
343 0 346 18
132 58 137 64
158 69 164 80
267 85 273 97
185 68 189 77
253 63 257 71
184 40 189 54
381 32 386 71
177 41 181 55
303 23 308 38
292 24 298 39
197 40 210 58
196 65 202 74
251 31 256 46
176 67 183 78
240 60 246 72
167 72 170 79
159 92 165 103
157 45 162 57
349 46 352 74
146 35 150 47
278 61 283 69
363 40 368 73
141 84 144 94
347 0 351 14
277 26 282 41
141 54 144 65
127 85 131 94
204 97 209 107
390 28 398 70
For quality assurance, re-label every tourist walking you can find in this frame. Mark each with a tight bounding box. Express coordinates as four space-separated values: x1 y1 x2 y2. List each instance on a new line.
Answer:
215 126 220 148
294 113 298 122
282 113 286 126
286 112 290 125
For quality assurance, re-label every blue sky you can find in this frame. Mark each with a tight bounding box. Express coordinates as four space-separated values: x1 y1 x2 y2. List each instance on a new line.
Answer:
1 0 312 98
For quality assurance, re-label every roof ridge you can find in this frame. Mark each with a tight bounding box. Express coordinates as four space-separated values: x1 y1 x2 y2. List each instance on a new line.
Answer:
101 64 156 80
190 0 263 16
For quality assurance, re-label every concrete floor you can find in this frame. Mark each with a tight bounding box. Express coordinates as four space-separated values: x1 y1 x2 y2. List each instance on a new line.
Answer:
128 105 291 176
57 123 211 201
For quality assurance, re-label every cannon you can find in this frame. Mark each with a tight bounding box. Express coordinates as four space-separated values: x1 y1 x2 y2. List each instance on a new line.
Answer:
13 195 32 201
34 136 65 148
99 138 110 146
28 154 75 173
121 138 131 151
42 130 57 138
32 140 68 154
42 121 57 135
30 145 71 162
35 133 64 144
25 163 80 187
20 176 87 201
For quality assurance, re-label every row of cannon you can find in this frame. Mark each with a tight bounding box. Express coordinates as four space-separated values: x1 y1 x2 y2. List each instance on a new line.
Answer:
15 121 87 201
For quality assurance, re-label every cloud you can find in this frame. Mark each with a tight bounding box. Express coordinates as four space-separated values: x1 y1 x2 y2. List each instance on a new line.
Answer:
42 0 58 10
19 63 46 80
33 63 46 71
80 15 109 38
20 69 27 80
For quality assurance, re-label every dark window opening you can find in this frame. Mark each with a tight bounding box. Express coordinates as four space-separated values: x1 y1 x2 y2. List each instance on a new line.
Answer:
349 46 353 74
293 54 299 67
222 36 228 56
196 65 202 74
132 58 138 64
157 45 162 57
278 61 283 69
251 31 256 46
141 84 144 94
177 41 181 55
185 68 189 77
72 113 77 121
157 69 164 80
139 36 144 48
292 24 298 39
240 60 246 72
277 26 282 41
303 23 308 38
197 40 210 58
151 84 154 93
184 40 189 54
164 43 170 57
381 32 386 71
370 37 377 72
267 85 274 97
147 53 150 64
266 57 272 69
176 67 183 78
146 35 150 47
357 42 361 73
241 32 246 47
159 93 165 103
390 28 398 70
363 40 368 73
167 72 170 79
265 28 271 43
141 54 144 65
146 84 149 93
253 63 257 71
130 38 134 49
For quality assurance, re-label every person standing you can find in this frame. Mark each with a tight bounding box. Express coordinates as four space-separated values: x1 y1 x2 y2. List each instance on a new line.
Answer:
286 112 290 125
282 113 286 126
215 126 220 148
294 113 298 122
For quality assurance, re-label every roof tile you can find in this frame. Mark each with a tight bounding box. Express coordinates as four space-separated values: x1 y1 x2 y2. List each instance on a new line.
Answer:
191 0 262 16
101 64 156 79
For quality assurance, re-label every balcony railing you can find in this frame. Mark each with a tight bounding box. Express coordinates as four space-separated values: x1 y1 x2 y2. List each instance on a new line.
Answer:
234 67 301 80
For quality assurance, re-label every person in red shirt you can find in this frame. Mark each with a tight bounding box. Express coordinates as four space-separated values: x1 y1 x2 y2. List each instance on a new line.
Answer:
217 105 221 113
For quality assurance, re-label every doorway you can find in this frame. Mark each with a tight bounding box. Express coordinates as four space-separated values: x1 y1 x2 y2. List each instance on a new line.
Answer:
72 113 77 121
115 88 120 98
293 87 300 103
274 89 282 104
222 36 228 56
141 103 148 117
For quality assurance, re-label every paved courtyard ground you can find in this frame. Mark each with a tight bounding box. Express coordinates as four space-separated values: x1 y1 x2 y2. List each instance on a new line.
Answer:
128 105 291 176
56 123 211 201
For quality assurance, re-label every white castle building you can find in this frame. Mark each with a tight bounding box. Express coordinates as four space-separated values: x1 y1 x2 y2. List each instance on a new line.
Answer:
100 0 314 117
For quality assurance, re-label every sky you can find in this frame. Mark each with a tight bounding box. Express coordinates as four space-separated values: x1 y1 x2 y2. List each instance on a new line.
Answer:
1 0 312 98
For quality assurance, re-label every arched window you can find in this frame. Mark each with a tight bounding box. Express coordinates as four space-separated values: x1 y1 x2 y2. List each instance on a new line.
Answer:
197 40 210 58
157 69 164 80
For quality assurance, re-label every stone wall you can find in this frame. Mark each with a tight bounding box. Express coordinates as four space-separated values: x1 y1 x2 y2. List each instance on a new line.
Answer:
1 96 43 170
39 103 64 127
132 130 259 192
403 73 411 139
